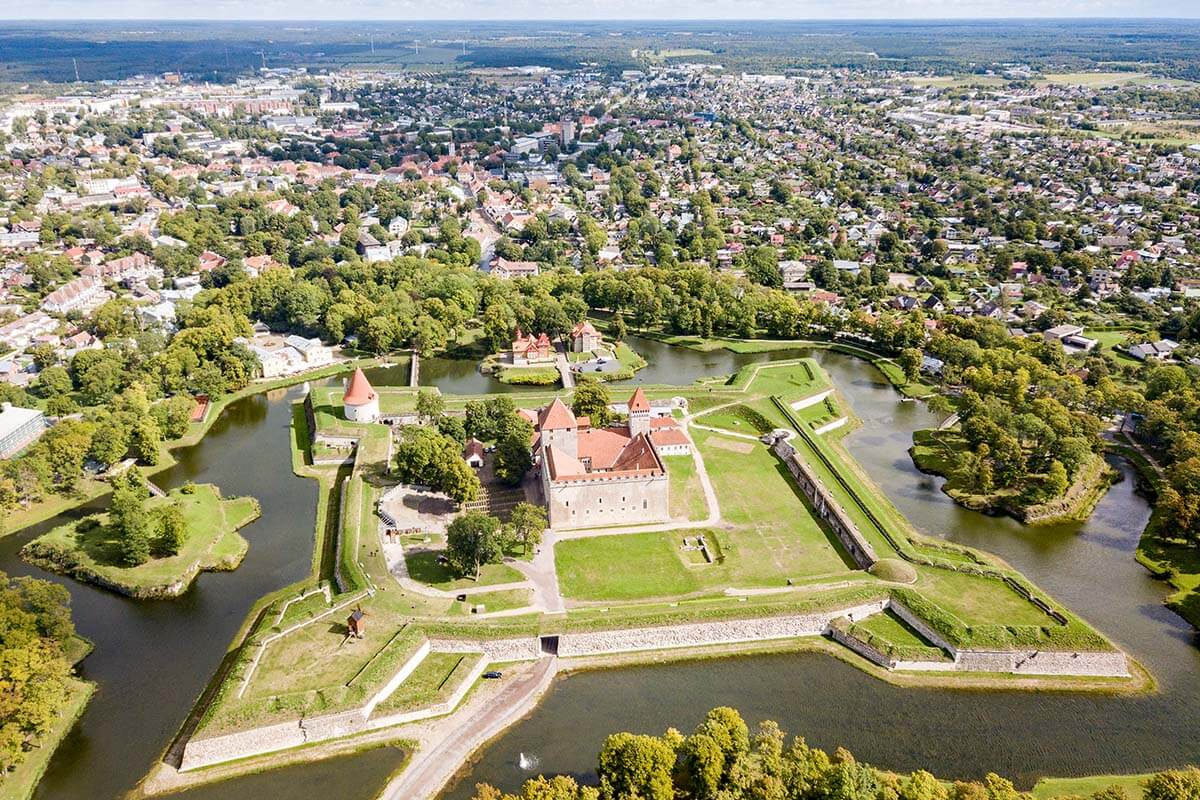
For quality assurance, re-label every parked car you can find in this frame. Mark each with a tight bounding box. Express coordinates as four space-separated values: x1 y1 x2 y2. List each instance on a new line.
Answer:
482 671 503 679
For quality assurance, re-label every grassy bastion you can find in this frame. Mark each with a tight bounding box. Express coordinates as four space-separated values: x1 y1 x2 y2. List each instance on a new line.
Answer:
21 484 261 599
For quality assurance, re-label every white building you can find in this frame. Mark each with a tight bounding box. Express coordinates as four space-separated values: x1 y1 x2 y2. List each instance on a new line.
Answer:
0 403 46 459
40 277 108 315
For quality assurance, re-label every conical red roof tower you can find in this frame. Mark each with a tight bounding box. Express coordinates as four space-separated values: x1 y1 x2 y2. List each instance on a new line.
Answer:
343 368 376 407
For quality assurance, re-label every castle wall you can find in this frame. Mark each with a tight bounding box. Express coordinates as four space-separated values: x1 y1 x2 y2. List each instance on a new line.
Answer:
547 471 669 529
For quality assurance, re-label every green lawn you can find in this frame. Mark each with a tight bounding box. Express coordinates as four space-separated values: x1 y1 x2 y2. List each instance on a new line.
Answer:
372 652 483 716
915 565 1059 627
20 484 260 598
696 428 855 573
556 530 711 601
448 589 532 615
556 429 858 602
665 454 708 521
855 609 933 649
403 549 525 591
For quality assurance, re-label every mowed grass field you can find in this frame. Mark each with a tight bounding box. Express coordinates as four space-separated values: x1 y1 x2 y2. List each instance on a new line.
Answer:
665 454 708 521
855 608 932 648
556 428 855 602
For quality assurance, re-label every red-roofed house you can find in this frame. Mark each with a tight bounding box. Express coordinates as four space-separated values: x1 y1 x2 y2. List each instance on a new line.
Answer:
570 320 602 353
511 329 555 366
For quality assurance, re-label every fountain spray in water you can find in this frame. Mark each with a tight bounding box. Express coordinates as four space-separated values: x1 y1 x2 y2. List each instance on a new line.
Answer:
517 752 539 771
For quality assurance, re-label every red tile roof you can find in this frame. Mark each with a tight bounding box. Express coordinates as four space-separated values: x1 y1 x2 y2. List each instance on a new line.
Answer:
538 398 576 431
628 388 650 413
343 368 376 406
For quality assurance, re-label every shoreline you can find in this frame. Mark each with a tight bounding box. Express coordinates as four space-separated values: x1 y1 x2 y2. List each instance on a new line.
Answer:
2 677 95 800
1 355 383 540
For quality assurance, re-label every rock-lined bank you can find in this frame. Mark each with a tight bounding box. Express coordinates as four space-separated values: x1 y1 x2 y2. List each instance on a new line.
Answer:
176 593 1132 774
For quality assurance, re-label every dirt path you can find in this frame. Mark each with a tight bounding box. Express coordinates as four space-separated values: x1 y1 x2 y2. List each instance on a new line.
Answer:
377 656 559 800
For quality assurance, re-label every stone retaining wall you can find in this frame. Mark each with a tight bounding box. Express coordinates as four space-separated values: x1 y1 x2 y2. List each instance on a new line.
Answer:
429 636 541 661
887 599 956 652
956 648 1129 677
773 440 878 569
363 640 430 716
813 416 849 436
828 624 893 668
180 718 308 771
791 389 833 411
554 600 889 658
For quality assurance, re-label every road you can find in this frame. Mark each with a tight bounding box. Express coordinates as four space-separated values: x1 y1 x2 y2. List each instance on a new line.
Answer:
377 656 559 800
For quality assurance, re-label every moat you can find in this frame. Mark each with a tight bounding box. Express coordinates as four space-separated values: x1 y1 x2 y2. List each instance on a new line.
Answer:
1 340 1195 800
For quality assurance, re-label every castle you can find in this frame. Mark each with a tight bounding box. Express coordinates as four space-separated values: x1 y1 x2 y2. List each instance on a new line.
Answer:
529 388 689 529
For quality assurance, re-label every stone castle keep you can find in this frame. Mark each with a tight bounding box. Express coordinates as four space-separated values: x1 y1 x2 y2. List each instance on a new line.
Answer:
531 388 675 529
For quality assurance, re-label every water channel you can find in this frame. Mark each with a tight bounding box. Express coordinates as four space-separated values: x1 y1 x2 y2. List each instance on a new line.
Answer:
1 341 1195 800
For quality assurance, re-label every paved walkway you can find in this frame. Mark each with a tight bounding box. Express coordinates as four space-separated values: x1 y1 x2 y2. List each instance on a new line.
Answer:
556 352 575 389
378 656 559 800
507 542 566 613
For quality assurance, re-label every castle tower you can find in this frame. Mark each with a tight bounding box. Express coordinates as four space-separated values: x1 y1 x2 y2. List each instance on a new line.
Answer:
538 398 578 460
343 368 379 423
628 388 650 437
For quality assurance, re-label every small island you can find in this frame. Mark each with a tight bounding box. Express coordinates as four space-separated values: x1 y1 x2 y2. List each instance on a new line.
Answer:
910 426 1115 524
482 319 646 386
21 478 261 599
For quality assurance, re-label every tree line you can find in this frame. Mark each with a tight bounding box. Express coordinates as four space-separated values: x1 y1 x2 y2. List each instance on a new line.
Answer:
470 706 1200 800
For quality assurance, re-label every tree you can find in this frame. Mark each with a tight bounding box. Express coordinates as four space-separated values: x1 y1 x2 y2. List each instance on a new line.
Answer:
416 389 446 424
1144 767 1200 800
494 414 534 486
597 732 676 800
572 381 612 428
926 393 954 424
132 417 163 465
393 427 480 503
508 502 547 556
611 312 628 343
110 484 152 566
898 348 923 384
445 511 503 579
1042 460 1070 500
154 504 189 557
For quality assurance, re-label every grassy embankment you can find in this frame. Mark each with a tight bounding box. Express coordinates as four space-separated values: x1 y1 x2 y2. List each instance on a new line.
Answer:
1031 773 1150 800
1129 457 1200 630
20 484 260 598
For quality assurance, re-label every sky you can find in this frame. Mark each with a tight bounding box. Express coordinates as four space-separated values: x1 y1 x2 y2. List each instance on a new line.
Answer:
4 0 1199 20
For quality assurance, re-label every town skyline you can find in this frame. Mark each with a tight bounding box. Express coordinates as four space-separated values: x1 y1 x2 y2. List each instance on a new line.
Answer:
4 1 1200 21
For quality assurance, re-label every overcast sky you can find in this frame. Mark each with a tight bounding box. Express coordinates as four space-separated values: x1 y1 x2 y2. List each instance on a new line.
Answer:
4 0 1198 20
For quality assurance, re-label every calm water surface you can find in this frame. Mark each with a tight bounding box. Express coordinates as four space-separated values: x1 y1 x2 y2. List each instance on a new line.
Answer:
2 347 1195 800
